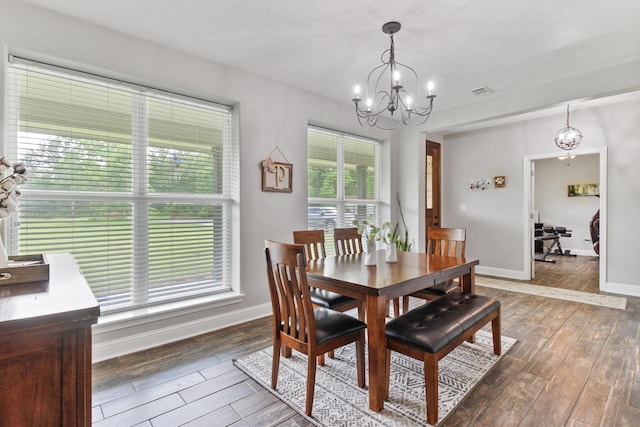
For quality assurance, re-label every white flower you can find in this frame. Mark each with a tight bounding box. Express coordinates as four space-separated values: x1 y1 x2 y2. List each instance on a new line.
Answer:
0 157 27 221
1 178 15 192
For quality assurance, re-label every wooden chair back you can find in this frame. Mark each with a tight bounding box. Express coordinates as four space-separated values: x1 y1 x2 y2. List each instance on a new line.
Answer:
293 229 326 261
426 227 466 257
334 227 363 255
264 241 316 347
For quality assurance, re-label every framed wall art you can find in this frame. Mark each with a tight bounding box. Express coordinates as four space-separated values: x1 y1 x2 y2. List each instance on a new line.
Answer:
262 157 293 193
567 183 599 197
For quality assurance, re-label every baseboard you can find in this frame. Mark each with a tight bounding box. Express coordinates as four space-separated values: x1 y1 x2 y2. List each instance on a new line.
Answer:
92 302 272 363
476 266 528 280
602 281 640 298
563 248 598 257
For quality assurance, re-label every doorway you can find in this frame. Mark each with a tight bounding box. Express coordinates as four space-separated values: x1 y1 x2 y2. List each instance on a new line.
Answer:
523 147 606 292
425 140 441 248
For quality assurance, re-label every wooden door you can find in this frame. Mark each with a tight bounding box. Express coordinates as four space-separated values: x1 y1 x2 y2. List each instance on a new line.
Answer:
425 140 441 246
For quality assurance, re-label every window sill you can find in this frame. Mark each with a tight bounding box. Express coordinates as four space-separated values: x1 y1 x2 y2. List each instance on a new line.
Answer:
95 291 246 333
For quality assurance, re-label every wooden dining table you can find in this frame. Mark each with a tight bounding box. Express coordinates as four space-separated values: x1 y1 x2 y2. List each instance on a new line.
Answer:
306 249 479 412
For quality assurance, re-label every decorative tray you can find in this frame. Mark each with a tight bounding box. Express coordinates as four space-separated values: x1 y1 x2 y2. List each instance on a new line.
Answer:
0 254 50 286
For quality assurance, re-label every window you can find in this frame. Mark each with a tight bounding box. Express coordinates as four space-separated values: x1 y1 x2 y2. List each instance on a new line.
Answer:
307 126 380 255
7 57 234 313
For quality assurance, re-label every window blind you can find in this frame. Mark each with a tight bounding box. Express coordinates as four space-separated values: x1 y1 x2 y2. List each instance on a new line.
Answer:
7 57 233 312
307 126 380 256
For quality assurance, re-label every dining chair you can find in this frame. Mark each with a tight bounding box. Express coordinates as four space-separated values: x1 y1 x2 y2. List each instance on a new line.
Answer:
293 230 364 320
264 240 366 416
401 227 467 313
294 229 365 363
333 227 364 255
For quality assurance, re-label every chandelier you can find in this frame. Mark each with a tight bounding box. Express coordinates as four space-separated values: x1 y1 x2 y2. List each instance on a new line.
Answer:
554 105 582 151
351 21 436 130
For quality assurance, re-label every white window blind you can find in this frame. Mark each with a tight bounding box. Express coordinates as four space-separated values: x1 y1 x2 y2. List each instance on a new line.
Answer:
6 57 233 312
307 126 380 255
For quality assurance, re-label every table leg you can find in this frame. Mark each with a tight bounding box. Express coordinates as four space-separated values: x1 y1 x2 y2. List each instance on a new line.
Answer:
366 294 388 412
461 265 476 294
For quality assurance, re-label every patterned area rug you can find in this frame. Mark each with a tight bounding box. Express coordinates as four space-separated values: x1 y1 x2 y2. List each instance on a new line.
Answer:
234 330 516 426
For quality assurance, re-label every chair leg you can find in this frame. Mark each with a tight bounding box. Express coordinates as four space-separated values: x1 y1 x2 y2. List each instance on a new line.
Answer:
318 354 325 366
356 334 366 388
357 302 366 322
305 352 318 416
271 338 281 390
424 353 439 425
492 308 502 355
282 345 292 358
402 296 409 313
328 350 335 359
393 298 400 317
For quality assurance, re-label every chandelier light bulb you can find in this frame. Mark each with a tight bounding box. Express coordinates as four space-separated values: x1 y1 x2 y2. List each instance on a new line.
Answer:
406 96 413 106
354 85 360 96
393 70 400 84
427 81 434 94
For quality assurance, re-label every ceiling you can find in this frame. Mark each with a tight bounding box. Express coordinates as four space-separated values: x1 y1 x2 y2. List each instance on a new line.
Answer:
18 0 640 129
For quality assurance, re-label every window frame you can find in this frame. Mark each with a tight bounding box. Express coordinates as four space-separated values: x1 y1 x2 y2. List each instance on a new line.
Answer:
6 56 236 313
307 126 381 254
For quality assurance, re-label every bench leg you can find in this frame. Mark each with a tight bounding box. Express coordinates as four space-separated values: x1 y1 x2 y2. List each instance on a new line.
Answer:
492 307 501 355
424 353 439 425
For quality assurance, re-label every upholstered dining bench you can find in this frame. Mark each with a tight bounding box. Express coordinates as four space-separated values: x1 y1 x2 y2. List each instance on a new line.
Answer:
385 292 501 425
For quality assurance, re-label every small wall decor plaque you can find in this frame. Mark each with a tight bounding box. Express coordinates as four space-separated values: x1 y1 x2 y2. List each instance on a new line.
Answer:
494 176 506 188
261 147 292 193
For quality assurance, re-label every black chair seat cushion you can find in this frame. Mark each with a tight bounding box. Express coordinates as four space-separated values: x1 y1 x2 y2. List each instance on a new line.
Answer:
414 280 459 297
313 308 366 345
310 288 358 309
386 292 499 354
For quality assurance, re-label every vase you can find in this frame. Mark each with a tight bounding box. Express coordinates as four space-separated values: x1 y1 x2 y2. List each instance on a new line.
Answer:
364 240 377 266
385 244 398 263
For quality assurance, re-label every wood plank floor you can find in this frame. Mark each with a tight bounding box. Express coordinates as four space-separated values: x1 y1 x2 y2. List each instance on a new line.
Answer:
93 255 639 426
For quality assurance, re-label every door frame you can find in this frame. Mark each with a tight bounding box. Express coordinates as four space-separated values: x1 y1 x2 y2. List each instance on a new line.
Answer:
425 140 441 247
522 146 607 290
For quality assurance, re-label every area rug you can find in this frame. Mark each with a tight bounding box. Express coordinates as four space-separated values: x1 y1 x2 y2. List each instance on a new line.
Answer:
476 276 627 310
234 330 516 426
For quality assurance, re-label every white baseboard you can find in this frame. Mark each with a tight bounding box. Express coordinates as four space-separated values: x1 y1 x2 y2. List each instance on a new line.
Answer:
93 302 272 363
476 266 528 280
602 281 640 298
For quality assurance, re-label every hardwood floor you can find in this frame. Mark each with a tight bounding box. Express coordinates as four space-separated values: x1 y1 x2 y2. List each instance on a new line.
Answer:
530 253 600 294
93 257 639 426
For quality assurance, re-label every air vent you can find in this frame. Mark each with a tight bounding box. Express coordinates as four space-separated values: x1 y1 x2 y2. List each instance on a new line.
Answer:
471 86 494 96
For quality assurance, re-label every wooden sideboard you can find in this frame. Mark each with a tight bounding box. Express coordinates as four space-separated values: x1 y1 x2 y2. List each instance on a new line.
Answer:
0 253 100 426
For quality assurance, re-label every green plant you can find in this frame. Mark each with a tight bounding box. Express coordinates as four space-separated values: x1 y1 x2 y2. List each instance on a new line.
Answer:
352 219 380 242
378 221 398 245
394 194 415 252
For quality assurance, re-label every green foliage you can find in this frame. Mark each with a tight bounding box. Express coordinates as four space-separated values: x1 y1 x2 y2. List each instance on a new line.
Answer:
352 219 380 242
395 194 415 251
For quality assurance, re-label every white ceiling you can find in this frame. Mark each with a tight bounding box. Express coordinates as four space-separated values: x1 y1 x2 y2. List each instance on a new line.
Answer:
18 0 640 126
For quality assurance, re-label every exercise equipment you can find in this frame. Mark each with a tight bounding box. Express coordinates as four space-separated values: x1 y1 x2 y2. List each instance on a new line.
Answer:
590 209 600 256
535 226 576 263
